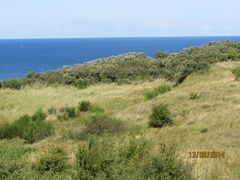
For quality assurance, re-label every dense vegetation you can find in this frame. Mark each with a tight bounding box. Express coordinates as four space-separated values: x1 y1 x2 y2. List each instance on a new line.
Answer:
1 41 240 89
0 110 53 143
76 136 193 180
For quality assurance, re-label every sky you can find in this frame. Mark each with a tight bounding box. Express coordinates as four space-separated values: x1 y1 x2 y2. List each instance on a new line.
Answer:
0 0 240 39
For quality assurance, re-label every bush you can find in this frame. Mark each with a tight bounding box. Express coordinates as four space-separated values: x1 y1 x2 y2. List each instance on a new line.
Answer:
32 109 47 121
76 136 193 180
78 100 91 112
232 66 240 80
0 79 24 90
83 114 123 136
58 107 78 120
76 137 148 180
74 79 91 89
3 41 240 88
155 51 169 59
48 107 57 115
200 128 208 133
33 148 67 174
144 84 172 100
143 146 193 180
149 104 173 128
0 140 30 179
62 107 78 118
0 112 54 143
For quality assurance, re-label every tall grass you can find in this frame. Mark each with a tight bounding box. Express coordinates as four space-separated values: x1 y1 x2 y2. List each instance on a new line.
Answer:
144 84 171 100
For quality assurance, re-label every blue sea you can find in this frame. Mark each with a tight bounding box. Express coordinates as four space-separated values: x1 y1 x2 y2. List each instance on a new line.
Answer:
1 36 240 80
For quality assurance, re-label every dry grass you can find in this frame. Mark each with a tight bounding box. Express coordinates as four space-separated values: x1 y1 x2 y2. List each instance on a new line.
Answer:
0 62 240 179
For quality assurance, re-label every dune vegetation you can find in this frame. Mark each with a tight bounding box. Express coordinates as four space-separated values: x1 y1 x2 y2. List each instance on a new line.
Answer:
0 41 240 179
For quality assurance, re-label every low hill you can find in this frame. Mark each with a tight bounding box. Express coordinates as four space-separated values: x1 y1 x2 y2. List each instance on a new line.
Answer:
1 41 240 89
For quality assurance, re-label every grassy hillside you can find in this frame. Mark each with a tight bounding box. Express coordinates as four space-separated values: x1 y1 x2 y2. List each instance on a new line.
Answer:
0 59 240 179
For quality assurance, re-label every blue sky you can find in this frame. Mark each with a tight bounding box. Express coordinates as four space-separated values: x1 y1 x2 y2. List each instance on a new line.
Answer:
0 0 239 38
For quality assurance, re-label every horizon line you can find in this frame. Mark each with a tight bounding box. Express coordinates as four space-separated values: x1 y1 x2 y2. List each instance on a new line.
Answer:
1 35 240 40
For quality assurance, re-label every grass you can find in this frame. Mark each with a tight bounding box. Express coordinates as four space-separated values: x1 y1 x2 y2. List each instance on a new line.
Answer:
0 62 240 179
144 83 172 100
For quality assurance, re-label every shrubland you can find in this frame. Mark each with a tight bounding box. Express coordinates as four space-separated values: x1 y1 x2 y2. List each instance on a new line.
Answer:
1 41 240 90
76 136 193 180
0 41 240 179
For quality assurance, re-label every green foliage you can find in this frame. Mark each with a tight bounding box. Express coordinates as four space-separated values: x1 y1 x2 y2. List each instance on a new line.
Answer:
232 66 240 80
33 148 67 174
89 104 105 113
149 104 173 128
189 92 200 100
2 41 240 89
64 107 78 118
143 146 194 180
58 106 78 120
0 140 31 179
78 100 104 113
32 109 47 121
0 79 24 90
74 79 91 89
48 107 57 115
155 51 169 59
78 100 91 112
144 84 172 100
163 41 240 84
62 107 78 118
76 136 148 180
22 53 163 86
0 111 53 143
83 114 123 136
76 136 193 180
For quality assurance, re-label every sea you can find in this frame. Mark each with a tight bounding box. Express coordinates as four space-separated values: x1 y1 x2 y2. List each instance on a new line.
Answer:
1 36 240 80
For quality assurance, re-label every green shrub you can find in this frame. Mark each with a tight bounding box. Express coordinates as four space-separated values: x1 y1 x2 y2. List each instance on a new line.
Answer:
144 84 171 100
74 79 91 89
200 128 208 133
189 92 199 100
76 137 148 180
90 104 104 113
48 107 57 115
83 114 123 136
58 106 78 120
155 51 169 59
232 66 240 80
0 162 23 179
0 112 54 143
0 140 30 179
143 146 193 180
32 109 47 121
63 107 78 118
33 148 67 174
4 41 240 88
149 104 173 128
76 136 193 180
78 100 91 112
0 79 24 90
